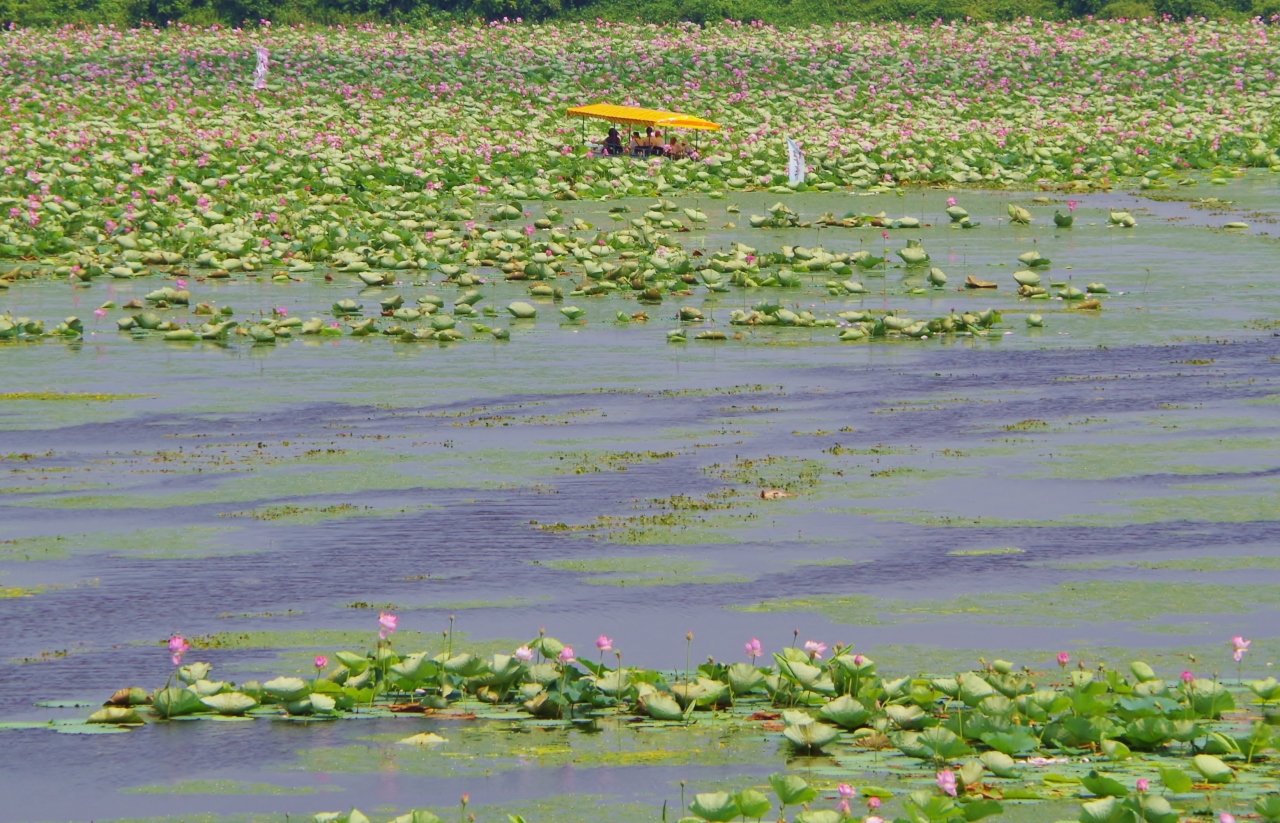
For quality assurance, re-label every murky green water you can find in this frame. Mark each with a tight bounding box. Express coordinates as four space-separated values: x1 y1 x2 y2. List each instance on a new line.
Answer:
1 178 1278 823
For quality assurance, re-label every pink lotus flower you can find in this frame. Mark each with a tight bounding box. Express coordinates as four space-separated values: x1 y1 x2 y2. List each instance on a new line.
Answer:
867 797 881 811
1057 652 1070 668
1136 778 1148 793
946 196 957 207
274 307 288 317
852 654 865 665
175 279 187 290
1221 814 1236 823
936 769 957 797
93 308 106 319
1067 200 1077 212
1231 636 1251 662
1181 670 1195 684
881 230 889 241
595 635 613 652
558 646 576 664
867 817 884 823
837 783 855 798
168 634 190 666
314 655 327 671
803 640 827 660
513 645 534 663
835 799 850 816
745 637 763 661
377 611 397 640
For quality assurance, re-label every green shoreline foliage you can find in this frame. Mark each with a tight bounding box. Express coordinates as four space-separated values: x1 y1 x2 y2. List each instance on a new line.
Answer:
5 0 1280 27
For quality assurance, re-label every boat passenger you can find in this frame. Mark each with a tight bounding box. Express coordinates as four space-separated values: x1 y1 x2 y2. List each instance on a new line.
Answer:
604 127 623 156
649 130 665 156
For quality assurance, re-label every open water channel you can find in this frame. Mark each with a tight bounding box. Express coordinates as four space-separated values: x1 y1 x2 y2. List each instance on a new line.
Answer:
0 181 1277 822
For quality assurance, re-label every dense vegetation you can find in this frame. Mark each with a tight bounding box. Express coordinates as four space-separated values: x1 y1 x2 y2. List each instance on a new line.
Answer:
3 0 1280 31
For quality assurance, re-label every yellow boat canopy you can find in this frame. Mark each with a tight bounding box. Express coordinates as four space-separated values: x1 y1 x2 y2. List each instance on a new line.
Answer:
566 103 720 131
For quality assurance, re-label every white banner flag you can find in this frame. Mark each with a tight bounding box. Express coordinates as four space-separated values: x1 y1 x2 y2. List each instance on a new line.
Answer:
253 47 269 91
786 137 806 186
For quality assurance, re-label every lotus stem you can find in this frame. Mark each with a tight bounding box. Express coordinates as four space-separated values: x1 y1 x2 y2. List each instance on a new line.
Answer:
615 651 625 716
685 630 693 690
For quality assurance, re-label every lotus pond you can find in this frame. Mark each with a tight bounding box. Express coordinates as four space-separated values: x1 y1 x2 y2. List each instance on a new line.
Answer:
1 16 1280 823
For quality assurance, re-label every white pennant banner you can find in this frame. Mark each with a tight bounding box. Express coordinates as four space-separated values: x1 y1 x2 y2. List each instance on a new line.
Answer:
253 47 269 91
785 137 806 186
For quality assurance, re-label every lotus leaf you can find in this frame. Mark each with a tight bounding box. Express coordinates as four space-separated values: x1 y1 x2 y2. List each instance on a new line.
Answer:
1157 766 1193 794
951 799 1000 823
106 687 151 707
957 672 996 707
1201 731 1239 755
903 792 964 823
1190 679 1235 718
979 750 1020 778
190 679 227 697
1249 677 1280 701
134 311 162 330
1081 771 1129 798
1135 796 1179 823
768 774 816 807
390 653 437 684
793 812 840 823
390 811 443 823
727 662 765 695
1191 753 1233 783
980 728 1039 755
1100 739 1131 761
264 677 310 703
689 791 739 822
507 301 537 319
1078 797 1128 823
818 694 871 729
1255 794 1280 823
334 651 369 674
309 693 337 714
639 692 691 721
314 810 371 823
897 240 930 265
977 694 1016 717
152 687 203 719
87 707 144 725
200 692 258 716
